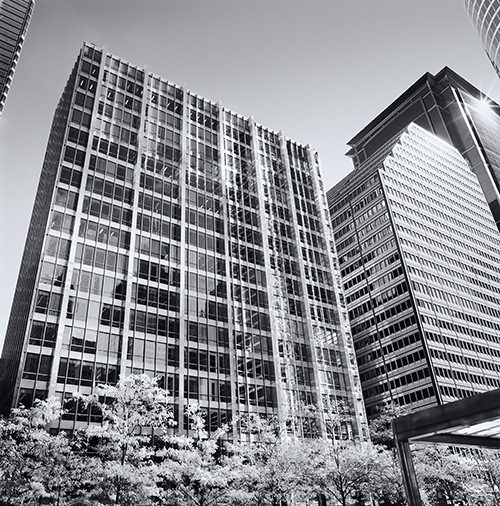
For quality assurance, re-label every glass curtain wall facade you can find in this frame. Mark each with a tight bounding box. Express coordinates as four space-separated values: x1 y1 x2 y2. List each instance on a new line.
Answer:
454 89 500 223
1 42 367 439
328 123 500 417
0 0 34 116
460 0 500 76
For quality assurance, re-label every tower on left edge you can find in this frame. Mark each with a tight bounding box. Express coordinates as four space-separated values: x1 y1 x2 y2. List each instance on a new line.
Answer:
0 0 35 117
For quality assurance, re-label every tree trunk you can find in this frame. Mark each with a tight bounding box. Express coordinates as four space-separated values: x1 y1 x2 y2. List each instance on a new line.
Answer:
115 477 122 506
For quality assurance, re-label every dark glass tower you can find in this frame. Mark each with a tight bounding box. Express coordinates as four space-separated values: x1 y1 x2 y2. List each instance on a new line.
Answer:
0 0 35 116
327 68 500 417
1 43 367 439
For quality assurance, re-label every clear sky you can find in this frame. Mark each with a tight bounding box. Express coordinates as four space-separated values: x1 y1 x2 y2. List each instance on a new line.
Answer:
1 0 500 347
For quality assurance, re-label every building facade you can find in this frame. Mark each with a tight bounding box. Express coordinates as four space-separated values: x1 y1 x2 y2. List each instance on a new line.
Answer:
328 68 500 417
0 0 34 116
328 122 500 418
347 68 500 231
460 0 500 76
1 42 367 439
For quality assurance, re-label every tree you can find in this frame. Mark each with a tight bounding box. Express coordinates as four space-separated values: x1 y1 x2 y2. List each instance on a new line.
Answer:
369 403 412 450
370 405 499 505
0 397 83 506
413 445 482 506
312 440 401 506
471 449 500 506
366 403 410 505
75 374 175 505
227 414 314 506
154 404 248 506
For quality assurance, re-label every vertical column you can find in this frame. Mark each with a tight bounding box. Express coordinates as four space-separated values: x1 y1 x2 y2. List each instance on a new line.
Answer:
277 133 321 434
218 105 239 430
119 64 148 380
394 435 423 506
249 121 284 420
176 84 190 431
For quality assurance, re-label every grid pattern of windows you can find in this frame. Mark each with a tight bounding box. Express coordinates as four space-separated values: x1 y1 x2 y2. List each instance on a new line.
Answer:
250 127 366 439
226 115 279 422
3 43 366 441
329 122 500 417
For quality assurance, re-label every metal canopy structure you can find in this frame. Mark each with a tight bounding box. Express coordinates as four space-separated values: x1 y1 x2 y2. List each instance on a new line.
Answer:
392 388 500 506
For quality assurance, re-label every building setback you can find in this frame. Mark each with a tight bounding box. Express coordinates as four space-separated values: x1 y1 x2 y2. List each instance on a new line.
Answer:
460 0 500 77
0 42 367 439
328 118 500 418
0 0 34 117
345 68 500 232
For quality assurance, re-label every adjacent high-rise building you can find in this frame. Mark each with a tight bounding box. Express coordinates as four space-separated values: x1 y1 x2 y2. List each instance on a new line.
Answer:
0 42 367 439
327 68 500 418
347 68 500 231
0 0 34 116
460 0 500 76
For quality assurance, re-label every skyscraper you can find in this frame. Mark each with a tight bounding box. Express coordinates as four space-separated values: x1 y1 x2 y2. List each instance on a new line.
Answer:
0 0 35 117
330 123 500 417
327 68 500 417
1 42 367 439
348 68 500 231
460 0 500 76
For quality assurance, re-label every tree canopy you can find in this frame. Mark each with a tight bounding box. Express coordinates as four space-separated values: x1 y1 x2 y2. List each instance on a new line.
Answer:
1 376 500 506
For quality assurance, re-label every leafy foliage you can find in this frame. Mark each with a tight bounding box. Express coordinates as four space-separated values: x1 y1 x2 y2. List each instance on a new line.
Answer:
2 376 500 506
470 449 500 506
369 403 412 450
0 397 84 505
155 404 242 506
228 414 313 506
311 440 403 506
369 404 500 506
414 445 491 506
73 374 175 505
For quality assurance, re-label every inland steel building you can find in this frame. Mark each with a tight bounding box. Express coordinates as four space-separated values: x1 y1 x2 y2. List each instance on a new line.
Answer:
0 42 367 439
327 68 500 418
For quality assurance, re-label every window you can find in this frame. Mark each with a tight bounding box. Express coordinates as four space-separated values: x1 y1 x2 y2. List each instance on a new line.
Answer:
35 290 62 316
23 354 52 381
29 321 58 348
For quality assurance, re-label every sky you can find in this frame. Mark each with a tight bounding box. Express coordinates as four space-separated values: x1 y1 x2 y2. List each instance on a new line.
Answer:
1 0 500 347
